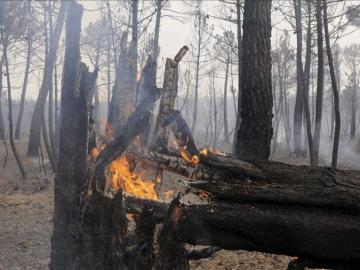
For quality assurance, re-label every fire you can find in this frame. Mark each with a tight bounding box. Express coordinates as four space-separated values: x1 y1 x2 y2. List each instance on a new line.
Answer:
163 190 174 201
106 155 158 200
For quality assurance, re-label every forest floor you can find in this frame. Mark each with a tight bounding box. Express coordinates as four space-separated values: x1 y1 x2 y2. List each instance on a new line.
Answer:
0 141 338 269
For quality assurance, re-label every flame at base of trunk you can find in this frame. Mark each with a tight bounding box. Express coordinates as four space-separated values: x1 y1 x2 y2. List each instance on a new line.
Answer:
106 156 158 201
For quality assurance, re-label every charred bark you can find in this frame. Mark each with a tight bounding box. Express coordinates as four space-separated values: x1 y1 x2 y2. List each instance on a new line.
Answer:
153 46 189 148
153 196 190 270
51 2 96 268
15 18 32 140
313 0 325 165
323 0 341 169
235 0 272 160
126 153 360 266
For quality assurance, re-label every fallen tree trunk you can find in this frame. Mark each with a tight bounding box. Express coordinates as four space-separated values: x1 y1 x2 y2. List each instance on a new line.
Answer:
125 151 360 266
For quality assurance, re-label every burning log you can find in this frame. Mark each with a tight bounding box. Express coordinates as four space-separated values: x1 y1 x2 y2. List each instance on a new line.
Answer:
92 85 161 192
124 151 360 268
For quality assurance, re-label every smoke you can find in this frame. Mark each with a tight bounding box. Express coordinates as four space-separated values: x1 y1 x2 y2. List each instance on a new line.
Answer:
319 134 360 169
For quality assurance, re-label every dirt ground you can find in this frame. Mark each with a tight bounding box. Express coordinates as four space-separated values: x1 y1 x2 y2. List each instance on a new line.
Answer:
0 142 298 269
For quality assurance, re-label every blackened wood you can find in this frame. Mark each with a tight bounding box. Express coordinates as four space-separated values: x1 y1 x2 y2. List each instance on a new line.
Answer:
153 196 189 270
124 147 360 265
120 205 156 270
153 46 188 148
108 32 136 136
79 190 127 269
170 110 198 157
51 2 87 268
93 85 161 192
235 0 272 160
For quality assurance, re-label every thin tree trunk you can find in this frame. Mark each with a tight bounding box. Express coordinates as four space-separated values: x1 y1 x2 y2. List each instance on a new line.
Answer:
235 0 272 160
0 53 5 140
303 0 315 165
94 46 100 135
223 56 230 144
27 1 66 157
153 0 162 63
54 60 59 153
350 62 357 140
106 2 118 73
106 33 111 112
293 0 304 157
131 0 138 92
47 0 57 163
323 0 341 169
313 0 325 166
15 1 32 140
233 0 242 153
2 42 27 179
191 17 201 134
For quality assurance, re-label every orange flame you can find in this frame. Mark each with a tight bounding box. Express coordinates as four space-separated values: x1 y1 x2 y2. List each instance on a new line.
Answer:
106 155 158 200
163 190 174 201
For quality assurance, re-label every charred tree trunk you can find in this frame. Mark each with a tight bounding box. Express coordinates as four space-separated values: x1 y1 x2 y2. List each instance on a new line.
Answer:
233 0 242 153
15 10 32 140
153 0 162 62
303 0 315 165
191 12 202 134
0 52 5 140
50 3 90 268
2 40 27 180
47 0 57 163
27 1 66 157
235 0 272 160
223 56 230 144
293 0 304 157
313 0 325 165
350 63 357 140
153 46 188 148
107 33 136 137
126 150 360 268
323 0 340 169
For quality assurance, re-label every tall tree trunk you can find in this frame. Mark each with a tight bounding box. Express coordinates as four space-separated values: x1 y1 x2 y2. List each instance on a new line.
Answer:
94 41 100 135
223 56 230 144
0 53 5 140
350 62 357 140
293 0 304 157
27 1 66 157
47 0 57 163
313 0 325 165
2 41 27 179
131 0 138 92
54 61 59 156
51 3 85 268
303 0 315 165
15 1 32 140
106 33 111 112
153 0 162 63
233 0 242 153
323 0 341 169
142 0 162 144
235 0 272 160
191 17 201 134
106 2 118 73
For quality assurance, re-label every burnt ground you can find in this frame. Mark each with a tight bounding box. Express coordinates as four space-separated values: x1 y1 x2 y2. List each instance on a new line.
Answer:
0 142 296 269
